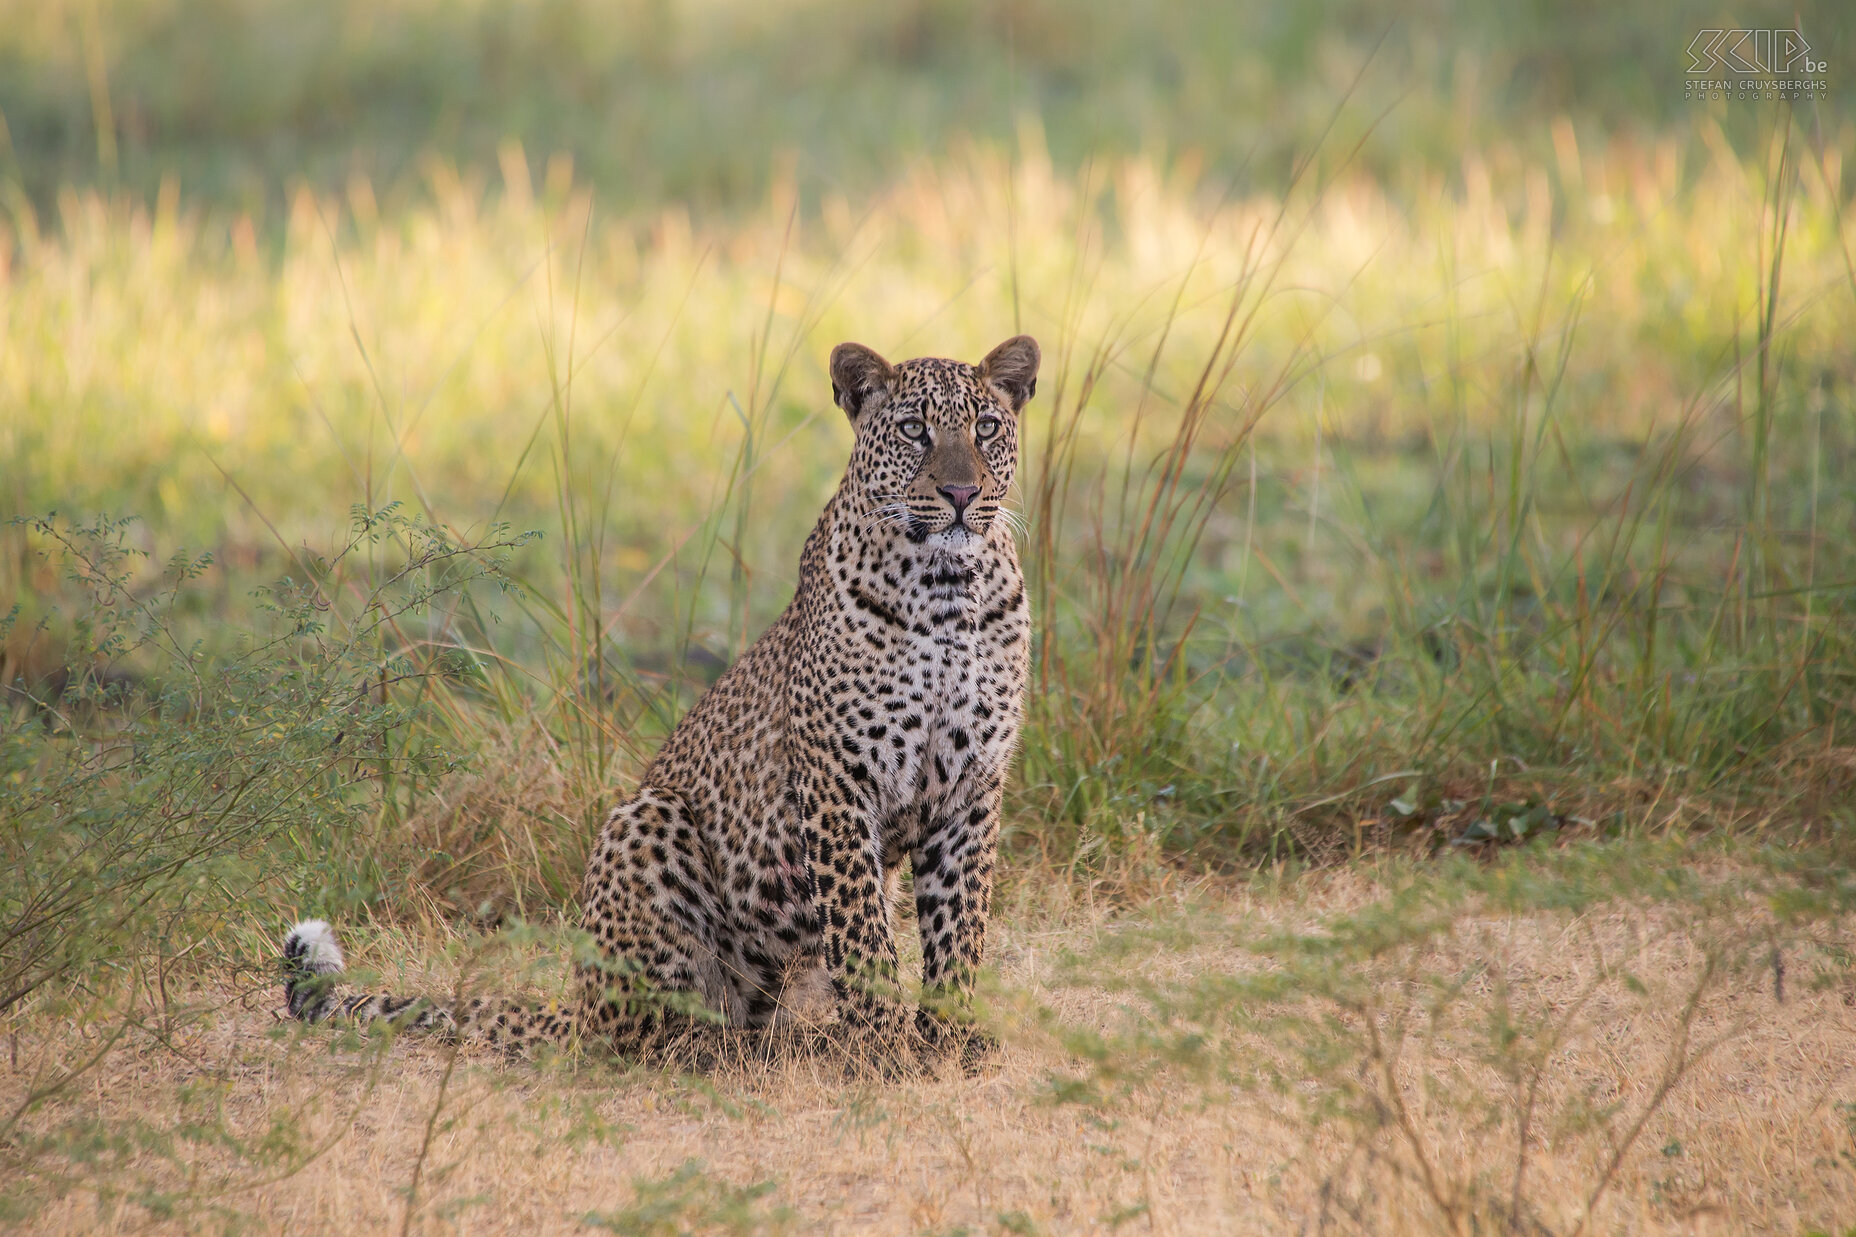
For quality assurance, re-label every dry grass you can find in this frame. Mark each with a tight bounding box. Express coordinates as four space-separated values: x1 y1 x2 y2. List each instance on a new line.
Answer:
7 854 1855 1236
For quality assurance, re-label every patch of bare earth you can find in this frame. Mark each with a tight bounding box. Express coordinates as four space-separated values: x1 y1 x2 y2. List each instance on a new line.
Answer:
7 863 1856 1235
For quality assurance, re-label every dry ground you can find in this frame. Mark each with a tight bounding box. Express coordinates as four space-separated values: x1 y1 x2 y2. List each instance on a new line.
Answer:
7 859 1856 1236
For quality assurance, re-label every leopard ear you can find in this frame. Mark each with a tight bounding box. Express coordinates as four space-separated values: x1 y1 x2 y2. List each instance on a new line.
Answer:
829 342 896 421
979 335 1040 412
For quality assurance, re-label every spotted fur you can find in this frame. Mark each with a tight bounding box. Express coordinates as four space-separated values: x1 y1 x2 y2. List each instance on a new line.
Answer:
281 335 1039 1070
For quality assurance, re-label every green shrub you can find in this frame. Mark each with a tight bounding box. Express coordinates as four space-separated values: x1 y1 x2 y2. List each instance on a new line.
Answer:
0 507 534 1015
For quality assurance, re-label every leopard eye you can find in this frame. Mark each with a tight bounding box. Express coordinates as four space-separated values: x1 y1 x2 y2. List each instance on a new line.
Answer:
975 415 1001 442
899 418 928 442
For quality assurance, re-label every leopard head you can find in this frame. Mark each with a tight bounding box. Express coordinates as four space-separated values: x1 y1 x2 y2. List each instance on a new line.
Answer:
829 335 1039 553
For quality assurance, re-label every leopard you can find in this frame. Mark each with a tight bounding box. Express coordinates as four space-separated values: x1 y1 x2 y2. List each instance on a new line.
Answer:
281 334 1039 1073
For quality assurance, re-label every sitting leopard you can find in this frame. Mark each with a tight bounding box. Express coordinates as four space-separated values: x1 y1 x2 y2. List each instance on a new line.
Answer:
282 334 1038 1071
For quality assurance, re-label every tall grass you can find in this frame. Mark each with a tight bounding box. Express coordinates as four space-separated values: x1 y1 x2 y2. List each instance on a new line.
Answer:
6 115 1855 905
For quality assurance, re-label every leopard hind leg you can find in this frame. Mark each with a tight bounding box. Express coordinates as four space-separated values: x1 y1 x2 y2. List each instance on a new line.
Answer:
575 789 749 1067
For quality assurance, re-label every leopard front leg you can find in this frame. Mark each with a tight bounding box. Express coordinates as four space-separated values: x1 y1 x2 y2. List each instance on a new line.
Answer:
793 765 912 1064
911 780 1002 1071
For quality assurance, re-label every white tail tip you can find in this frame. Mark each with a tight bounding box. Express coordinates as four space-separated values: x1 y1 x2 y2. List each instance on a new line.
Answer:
284 919 345 973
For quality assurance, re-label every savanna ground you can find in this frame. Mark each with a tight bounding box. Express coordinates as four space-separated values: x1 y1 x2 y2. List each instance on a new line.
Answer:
5 1 1856 1232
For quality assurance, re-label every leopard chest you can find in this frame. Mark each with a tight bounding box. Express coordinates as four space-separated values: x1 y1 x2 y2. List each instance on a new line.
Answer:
826 548 1028 832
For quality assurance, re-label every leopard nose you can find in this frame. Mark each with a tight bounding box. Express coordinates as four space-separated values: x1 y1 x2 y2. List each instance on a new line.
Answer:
937 484 980 515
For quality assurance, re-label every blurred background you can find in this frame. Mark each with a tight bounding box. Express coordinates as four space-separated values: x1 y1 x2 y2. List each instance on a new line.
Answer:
2 0 1854 911
1 0 1850 214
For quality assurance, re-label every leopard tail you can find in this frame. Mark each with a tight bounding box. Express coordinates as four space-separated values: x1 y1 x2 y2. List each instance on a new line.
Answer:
280 920 577 1050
